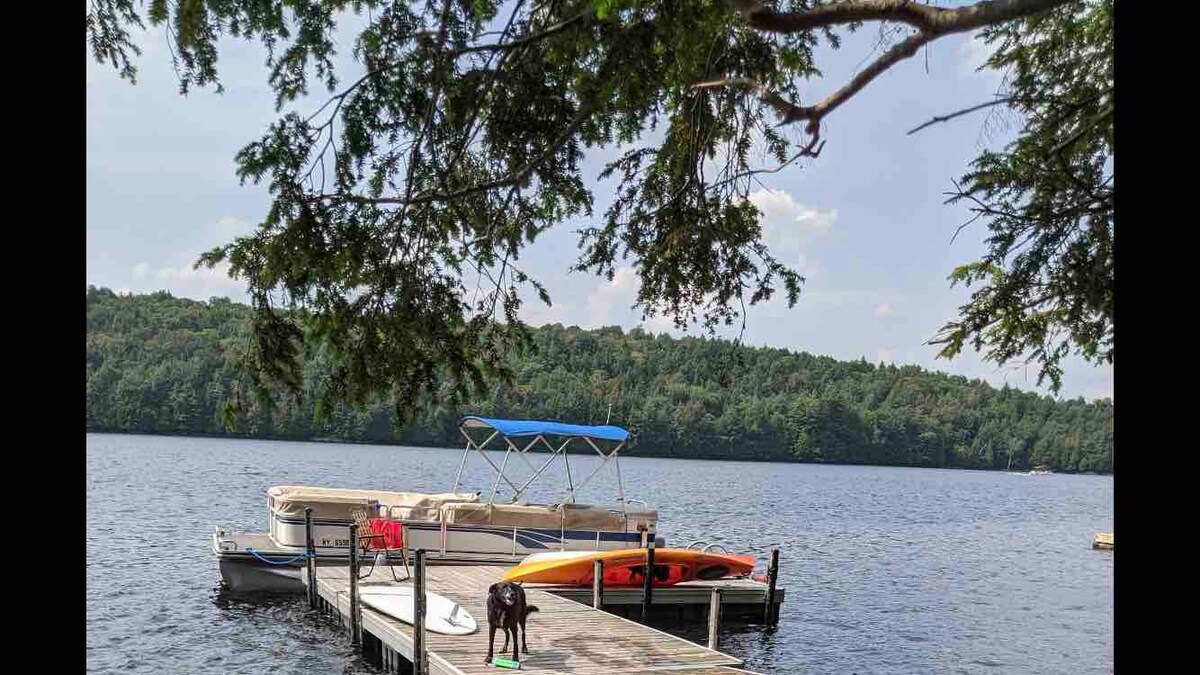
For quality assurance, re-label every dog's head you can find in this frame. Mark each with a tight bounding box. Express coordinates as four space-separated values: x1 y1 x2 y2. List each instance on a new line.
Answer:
495 583 521 608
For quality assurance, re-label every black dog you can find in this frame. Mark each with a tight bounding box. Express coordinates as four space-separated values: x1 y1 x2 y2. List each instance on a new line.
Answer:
485 581 539 664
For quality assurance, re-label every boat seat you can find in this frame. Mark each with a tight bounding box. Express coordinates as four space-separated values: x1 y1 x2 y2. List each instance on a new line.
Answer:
441 501 656 533
268 485 479 522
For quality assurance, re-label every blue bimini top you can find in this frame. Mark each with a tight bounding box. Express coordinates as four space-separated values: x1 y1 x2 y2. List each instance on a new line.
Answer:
460 416 630 443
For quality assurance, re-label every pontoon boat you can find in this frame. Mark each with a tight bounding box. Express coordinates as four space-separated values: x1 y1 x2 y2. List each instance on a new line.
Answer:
212 417 662 591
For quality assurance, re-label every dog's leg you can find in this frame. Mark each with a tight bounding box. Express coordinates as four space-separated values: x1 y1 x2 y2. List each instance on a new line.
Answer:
486 624 496 664
510 624 520 663
502 623 509 652
520 614 529 655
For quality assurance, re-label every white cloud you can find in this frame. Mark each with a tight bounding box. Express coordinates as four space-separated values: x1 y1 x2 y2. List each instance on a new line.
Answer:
747 189 837 278
122 216 259 301
152 263 240 288
213 216 253 243
640 313 679 335
796 206 837 234
129 260 248 300
750 189 837 236
574 266 679 335
874 302 894 319
587 267 640 327
520 289 574 327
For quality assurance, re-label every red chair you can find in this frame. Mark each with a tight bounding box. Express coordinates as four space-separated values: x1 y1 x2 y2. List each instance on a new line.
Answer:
351 508 410 581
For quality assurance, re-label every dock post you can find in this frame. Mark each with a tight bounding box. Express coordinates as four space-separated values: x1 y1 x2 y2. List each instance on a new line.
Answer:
414 549 428 675
707 587 722 650
349 523 360 646
641 533 656 623
593 559 604 609
305 507 316 610
764 547 780 625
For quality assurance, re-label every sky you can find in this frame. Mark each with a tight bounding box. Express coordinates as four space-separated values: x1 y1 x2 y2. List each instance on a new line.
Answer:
86 9 1113 402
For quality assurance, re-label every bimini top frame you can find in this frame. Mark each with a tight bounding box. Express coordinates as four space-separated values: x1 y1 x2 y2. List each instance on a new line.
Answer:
452 416 631 508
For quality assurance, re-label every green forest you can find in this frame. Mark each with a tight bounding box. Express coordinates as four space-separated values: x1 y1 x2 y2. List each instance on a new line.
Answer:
86 287 1112 473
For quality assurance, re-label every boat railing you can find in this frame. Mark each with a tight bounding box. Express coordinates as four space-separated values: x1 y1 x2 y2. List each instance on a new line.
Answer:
683 540 731 554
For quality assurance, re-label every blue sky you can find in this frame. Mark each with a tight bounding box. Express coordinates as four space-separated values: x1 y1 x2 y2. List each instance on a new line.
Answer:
86 11 1113 402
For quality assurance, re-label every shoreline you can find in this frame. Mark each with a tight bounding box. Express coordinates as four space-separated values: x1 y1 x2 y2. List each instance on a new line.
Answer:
84 429 1112 476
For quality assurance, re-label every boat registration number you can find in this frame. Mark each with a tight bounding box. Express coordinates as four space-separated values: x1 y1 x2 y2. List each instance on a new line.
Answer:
321 538 351 547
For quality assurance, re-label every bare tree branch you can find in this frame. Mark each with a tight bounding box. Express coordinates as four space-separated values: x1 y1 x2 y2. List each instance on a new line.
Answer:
691 76 806 124
737 0 1071 36
708 0 1071 133
727 134 827 184
796 30 932 129
907 97 1015 135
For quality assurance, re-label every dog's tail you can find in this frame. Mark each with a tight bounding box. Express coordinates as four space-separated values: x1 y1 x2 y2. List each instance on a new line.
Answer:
523 605 539 620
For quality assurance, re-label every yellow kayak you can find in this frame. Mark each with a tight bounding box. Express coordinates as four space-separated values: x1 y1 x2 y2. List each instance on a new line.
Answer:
502 548 757 587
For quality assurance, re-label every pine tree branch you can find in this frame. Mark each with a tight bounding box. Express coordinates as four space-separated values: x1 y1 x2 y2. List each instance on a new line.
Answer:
307 111 590 207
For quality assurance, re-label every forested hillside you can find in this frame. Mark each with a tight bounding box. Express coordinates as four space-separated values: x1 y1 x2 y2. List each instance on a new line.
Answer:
86 288 1112 472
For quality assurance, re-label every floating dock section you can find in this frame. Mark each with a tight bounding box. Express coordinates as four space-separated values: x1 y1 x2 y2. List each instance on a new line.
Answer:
542 575 784 621
305 563 770 674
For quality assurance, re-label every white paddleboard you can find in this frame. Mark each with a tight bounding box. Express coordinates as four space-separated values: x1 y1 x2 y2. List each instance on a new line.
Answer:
358 585 478 635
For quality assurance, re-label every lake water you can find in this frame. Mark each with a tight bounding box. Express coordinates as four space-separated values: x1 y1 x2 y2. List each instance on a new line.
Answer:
86 433 1113 673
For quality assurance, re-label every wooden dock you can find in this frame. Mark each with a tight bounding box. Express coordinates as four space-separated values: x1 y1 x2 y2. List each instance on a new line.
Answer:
537 576 784 621
305 564 766 674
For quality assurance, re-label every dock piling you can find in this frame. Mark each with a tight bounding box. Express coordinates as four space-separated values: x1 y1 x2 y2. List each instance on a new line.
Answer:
414 549 428 675
707 587 722 650
349 523 360 646
642 534 656 622
592 559 604 609
304 507 316 610
764 547 780 625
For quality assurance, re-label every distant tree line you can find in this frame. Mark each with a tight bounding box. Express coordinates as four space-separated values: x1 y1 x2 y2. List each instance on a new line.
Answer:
86 287 1112 473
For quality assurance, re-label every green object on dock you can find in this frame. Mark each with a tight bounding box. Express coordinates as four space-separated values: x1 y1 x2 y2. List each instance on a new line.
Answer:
492 657 520 669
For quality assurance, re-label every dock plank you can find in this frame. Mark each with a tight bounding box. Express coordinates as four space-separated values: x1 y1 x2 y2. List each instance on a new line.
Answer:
309 563 749 675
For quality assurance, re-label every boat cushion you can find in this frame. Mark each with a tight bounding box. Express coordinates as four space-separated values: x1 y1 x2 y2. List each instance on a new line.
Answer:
268 485 479 521
441 502 656 532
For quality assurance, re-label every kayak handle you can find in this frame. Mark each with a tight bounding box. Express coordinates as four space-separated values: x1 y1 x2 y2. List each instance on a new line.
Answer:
683 540 730 554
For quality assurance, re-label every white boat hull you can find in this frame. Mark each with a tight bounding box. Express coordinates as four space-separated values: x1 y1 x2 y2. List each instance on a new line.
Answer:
270 514 651 557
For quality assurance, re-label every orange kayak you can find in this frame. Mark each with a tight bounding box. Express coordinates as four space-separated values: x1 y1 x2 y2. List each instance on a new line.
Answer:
502 548 757 587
